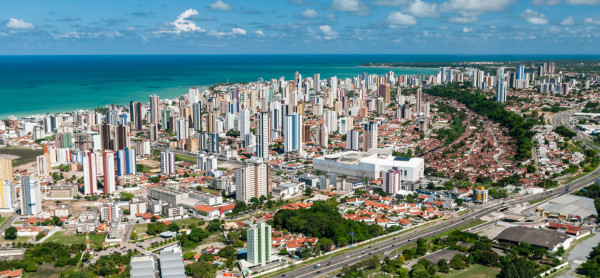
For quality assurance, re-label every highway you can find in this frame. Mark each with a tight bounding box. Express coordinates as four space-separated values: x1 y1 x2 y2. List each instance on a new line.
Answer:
265 111 600 278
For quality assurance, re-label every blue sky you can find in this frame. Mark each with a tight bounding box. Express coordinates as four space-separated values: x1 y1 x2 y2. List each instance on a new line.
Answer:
1 0 600 54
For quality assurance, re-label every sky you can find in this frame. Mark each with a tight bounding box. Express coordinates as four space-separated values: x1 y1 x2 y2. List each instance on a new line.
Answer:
1 0 600 55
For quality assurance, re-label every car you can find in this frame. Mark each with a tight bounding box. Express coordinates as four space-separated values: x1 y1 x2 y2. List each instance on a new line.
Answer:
281 275 286 277
316 271 321 274
362 251 366 254
368 252 372 255
392 244 395 247
368 246 371 248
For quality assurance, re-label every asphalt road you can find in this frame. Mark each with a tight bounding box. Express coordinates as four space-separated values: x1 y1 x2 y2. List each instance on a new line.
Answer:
267 111 600 278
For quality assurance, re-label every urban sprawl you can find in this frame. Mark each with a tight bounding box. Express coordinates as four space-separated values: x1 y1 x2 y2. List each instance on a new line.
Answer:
1 61 600 278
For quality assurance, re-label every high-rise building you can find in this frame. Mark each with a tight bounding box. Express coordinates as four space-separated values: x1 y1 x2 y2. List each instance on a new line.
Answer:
160 151 176 176
83 151 98 195
382 168 402 195
176 118 189 141
363 121 378 151
516 65 525 80
0 156 12 181
378 83 391 103
101 203 119 223
256 111 270 161
197 154 218 174
496 67 507 103
316 125 329 147
239 108 250 142
346 130 360 151
236 162 269 202
314 73 320 91
150 94 160 126
283 113 302 153
103 151 116 195
0 180 16 211
247 222 272 265
36 155 50 177
416 88 422 116
192 102 202 131
208 133 220 154
116 147 137 176
21 176 41 216
323 109 337 133
130 101 143 131
474 186 488 204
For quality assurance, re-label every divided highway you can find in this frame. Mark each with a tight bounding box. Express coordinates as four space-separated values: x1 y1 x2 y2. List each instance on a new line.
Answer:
265 111 600 278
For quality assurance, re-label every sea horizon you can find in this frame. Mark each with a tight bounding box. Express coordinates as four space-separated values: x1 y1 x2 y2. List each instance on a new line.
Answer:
2 54 600 119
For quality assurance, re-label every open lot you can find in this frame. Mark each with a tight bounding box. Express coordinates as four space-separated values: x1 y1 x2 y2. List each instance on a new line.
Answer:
45 231 106 248
0 146 42 166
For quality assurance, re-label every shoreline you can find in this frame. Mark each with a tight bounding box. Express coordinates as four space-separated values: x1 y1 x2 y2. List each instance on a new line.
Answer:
359 65 440 69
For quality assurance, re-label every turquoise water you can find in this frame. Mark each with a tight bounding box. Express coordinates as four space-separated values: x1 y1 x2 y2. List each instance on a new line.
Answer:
1 54 598 119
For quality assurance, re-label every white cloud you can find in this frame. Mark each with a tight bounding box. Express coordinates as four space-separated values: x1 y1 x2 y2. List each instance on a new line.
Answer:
386 11 417 26
208 0 235 11
442 0 514 17
331 0 370 16
6 18 34 29
449 16 478 23
520 9 548 24
302 9 318 18
532 0 561 5
584 17 600 24
566 0 600 4
371 0 410 5
560 16 575 25
408 0 439 18
255 29 264 36
208 27 247 36
154 9 206 35
319 25 338 39
463 27 473 32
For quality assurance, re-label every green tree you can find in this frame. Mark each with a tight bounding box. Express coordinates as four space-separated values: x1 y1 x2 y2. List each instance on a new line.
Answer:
4 226 17 240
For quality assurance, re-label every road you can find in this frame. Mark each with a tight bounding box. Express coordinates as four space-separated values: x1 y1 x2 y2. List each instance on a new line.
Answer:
266 111 600 278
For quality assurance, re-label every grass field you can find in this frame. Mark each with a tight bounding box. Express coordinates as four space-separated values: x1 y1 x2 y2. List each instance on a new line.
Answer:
0 146 43 166
175 154 196 163
441 264 500 278
428 219 486 240
529 197 550 205
134 218 204 237
45 232 106 248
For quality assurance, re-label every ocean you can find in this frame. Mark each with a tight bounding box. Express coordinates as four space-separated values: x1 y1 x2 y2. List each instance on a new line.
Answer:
0 54 598 119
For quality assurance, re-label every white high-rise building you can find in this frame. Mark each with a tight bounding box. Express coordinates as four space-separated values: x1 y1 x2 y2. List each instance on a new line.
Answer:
496 67 507 103
103 151 116 195
239 108 250 141
0 180 16 211
416 88 422 116
176 118 189 141
283 113 302 153
247 222 272 265
161 151 176 176
192 102 202 131
314 73 320 91
236 162 269 202
256 111 270 161
382 168 402 195
317 125 329 147
324 109 338 133
83 151 98 195
197 154 218 174
21 176 41 215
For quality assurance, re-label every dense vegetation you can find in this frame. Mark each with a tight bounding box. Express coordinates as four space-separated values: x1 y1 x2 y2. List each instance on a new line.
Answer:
272 200 384 247
434 102 467 144
554 126 577 139
426 83 535 161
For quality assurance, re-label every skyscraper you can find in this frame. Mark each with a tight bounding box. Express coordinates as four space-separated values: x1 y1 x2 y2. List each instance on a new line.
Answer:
516 65 525 80
235 162 269 202
363 121 378 151
317 125 329 147
150 94 160 126
346 130 360 151
378 83 391 103
0 180 16 211
283 113 302 153
21 176 41 216
416 88 422 116
0 156 12 181
103 151 116 195
314 73 320 91
116 147 136 176
496 67 507 103
83 151 98 195
256 111 270 161
239 108 250 141
247 222 272 265
160 151 176 176
192 102 202 131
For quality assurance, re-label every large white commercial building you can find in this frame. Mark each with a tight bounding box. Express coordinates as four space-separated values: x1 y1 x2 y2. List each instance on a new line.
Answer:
313 151 425 181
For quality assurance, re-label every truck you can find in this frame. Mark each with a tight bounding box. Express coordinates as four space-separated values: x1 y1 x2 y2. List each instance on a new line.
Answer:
314 264 320 268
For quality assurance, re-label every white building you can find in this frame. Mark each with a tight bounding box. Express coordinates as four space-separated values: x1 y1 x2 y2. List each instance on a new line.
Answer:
247 222 272 265
160 151 176 176
283 113 302 153
382 168 402 195
36 155 50 177
197 154 218 174
313 151 425 181
21 176 42 215
103 151 116 195
0 180 16 211
236 162 269 202
256 111 270 161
